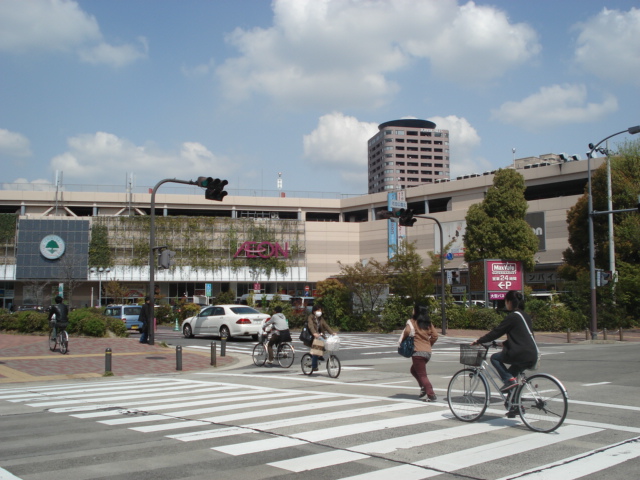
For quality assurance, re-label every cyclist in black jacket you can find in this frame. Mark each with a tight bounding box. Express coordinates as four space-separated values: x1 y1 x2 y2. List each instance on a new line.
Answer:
48 296 69 331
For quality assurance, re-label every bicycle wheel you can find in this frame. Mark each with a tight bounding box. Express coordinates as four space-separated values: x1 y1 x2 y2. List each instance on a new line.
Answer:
327 355 341 378
49 328 57 351
252 343 267 366
301 353 314 375
517 373 568 433
59 332 68 355
447 368 489 422
277 343 295 368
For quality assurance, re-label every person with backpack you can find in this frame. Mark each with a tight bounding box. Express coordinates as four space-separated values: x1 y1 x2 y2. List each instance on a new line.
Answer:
398 304 439 401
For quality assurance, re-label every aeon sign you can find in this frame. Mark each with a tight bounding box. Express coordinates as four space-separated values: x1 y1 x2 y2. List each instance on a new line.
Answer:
233 241 289 259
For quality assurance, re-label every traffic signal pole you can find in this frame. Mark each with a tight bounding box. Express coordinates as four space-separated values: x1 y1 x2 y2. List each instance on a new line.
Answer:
148 177 228 345
415 215 447 335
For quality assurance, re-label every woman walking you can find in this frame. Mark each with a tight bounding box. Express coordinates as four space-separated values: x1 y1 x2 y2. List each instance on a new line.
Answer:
398 304 439 401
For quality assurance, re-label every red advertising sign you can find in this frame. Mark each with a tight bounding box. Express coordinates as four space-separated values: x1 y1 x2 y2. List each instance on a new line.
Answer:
486 260 523 300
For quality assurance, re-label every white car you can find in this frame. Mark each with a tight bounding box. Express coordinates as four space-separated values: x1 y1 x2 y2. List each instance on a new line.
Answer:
181 304 270 340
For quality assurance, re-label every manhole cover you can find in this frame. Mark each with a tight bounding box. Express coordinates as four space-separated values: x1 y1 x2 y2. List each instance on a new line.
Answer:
145 356 167 360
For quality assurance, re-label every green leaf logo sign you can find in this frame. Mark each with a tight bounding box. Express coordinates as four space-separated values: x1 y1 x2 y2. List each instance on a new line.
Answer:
40 234 66 260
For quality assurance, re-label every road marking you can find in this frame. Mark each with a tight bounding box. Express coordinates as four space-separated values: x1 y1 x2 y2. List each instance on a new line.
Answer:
582 381 611 386
214 436 306 455
494 436 640 480
269 451 370 473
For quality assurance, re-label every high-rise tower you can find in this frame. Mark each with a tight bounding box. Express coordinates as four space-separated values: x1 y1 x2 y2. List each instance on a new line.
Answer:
367 119 450 194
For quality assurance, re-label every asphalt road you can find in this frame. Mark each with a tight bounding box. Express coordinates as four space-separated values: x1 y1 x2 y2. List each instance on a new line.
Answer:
1 334 639 480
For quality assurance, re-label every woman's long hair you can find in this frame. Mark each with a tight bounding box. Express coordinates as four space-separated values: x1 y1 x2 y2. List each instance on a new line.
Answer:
412 304 432 330
505 290 525 310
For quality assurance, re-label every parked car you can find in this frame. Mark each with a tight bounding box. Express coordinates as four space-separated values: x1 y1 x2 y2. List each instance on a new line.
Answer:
104 304 143 330
181 304 270 340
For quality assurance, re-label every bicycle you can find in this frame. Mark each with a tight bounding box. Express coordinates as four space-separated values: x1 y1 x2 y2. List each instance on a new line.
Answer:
48 321 69 355
300 335 341 378
252 331 295 368
447 342 568 433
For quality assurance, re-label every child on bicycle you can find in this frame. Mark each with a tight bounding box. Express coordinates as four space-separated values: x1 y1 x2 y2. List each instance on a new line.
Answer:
471 290 538 393
262 306 291 365
48 296 69 334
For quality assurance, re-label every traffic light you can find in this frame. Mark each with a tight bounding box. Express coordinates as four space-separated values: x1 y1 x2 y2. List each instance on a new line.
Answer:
196 177 229 201
158 249 175 269
398 208 417 227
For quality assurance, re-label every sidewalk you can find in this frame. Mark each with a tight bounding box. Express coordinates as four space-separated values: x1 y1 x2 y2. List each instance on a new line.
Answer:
0 326 236 385
1 327 637 385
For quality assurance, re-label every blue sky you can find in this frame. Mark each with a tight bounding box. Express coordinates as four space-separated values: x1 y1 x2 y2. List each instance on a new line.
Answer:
1 0 639 196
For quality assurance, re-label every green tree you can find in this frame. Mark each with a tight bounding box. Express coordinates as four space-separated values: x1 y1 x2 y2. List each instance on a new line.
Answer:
337 258 390 324
464 168 539 271
315 278 350 327
388 240 439 305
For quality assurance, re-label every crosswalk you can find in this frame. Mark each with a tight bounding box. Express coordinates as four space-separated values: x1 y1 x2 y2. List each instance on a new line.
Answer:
182 333 467 357
1 377 639 479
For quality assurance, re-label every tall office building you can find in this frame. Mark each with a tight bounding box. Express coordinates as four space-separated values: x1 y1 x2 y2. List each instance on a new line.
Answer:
367 119 450 194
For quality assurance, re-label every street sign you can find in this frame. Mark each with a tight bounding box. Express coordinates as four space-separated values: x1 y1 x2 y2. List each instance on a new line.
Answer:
389 200 407 210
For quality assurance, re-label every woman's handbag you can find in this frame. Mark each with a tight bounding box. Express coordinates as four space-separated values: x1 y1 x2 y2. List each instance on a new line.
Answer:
299 326 313 347
397 320 416 358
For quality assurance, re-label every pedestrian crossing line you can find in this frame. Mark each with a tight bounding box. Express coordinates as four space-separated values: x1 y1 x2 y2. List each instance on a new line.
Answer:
27 384 242 408
493 435 640 480
0 378 179 401
133 398 378 433
166 403 422 441
97 392 333 426
214 436 307 455
349 417 516 454
47 386 245 413
337 425 602 480
269 450 371 473
0 377 168 395
23 381 223 406
71 390 296 418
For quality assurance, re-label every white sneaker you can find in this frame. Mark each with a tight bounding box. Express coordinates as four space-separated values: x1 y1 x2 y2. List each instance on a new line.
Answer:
265 360 273 365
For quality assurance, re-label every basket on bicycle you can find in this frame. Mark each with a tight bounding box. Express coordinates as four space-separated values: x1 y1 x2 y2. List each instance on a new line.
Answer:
324 335 340 353
459 344 486 366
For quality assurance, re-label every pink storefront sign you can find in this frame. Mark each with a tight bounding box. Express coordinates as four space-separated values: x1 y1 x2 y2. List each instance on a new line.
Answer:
486 260 523 300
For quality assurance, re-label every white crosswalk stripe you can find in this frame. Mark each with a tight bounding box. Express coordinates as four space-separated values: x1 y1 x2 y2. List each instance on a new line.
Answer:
0 377 636 480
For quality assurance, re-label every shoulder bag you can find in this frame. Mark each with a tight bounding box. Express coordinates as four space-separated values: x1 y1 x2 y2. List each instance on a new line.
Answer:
398 319 416 358
515 311 541 370
299 325 313 347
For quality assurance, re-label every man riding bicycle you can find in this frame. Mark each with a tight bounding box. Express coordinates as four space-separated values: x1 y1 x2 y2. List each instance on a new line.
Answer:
261 306 291 365
48 296 69 335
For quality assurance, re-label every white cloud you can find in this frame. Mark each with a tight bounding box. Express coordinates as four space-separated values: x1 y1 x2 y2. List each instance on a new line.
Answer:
216 0 540 108
79 37 148 68
574 8 640 86
0 128 32 157
48 132 232 185
181 58 216 78
0 0 146 67
491 84 618 131
427 115 488 177
303 112 379 190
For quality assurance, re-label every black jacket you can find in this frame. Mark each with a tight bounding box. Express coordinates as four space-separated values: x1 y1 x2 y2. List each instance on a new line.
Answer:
477 309 538 369
138 303 151 333
48 303 69 327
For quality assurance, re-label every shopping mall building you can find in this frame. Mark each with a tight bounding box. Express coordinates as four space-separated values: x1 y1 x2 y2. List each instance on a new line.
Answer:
0 157 602 309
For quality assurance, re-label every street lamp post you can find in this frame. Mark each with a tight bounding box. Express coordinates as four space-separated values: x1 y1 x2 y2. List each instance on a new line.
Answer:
586 125 640 339
90 267 111 307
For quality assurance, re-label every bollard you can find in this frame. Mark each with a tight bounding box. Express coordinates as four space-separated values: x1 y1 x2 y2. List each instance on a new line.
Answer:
210 341 217 366
173 316 180 332
176 345 182 371
585 328 589 341
221 338 226 357
105 348 112 373
619 328 624 341
566 328 571 343
603 328 607 340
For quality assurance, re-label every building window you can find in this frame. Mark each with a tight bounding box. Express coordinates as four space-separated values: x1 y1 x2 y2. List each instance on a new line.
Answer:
396 154 405 158
408 170 418 174
435 163 443 168
395 130 405 135
421 170 432 175
396 161 405 165
408 162 418 166
421 163 432 167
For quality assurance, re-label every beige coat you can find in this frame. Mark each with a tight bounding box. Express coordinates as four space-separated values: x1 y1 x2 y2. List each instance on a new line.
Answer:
400 319 438 352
